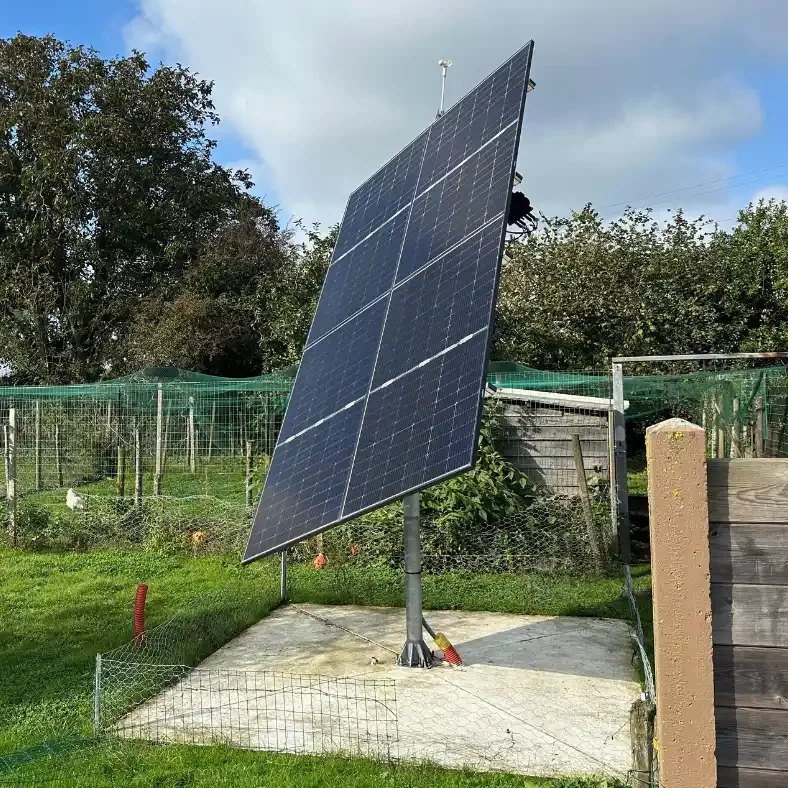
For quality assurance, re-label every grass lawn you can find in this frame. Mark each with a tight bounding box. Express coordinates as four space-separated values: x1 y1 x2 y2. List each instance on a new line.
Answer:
22 459 252 507
626 452 648 496
0 548 650 786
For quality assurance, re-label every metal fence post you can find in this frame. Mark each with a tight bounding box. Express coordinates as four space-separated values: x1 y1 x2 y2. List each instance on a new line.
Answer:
611 362 631 563
93 653 102 736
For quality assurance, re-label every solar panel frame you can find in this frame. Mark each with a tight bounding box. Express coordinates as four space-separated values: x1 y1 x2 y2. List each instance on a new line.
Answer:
243 41 533 564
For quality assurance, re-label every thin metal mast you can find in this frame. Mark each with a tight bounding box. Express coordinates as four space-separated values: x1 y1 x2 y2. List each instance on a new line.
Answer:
436 59 452 119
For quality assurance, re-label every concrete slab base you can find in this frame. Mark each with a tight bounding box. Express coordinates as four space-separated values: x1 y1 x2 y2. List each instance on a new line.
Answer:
117 605 640 778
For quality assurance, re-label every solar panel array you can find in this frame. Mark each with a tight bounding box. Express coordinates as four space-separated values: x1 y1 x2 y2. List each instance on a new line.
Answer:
244 41 534 563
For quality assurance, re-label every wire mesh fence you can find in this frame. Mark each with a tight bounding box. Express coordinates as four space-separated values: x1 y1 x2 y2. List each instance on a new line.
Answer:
0 365 620 577
6 360 785 568
101 660 398 760
81 599 642 784
611 355 788 562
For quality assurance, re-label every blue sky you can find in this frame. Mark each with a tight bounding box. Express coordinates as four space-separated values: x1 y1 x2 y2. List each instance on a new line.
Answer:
3 0 788 228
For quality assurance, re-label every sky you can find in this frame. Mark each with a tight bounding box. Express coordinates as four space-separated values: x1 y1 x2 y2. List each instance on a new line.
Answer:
3 0 788 231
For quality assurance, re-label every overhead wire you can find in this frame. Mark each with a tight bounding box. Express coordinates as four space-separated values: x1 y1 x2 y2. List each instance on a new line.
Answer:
597 161 788 211
584 169 788 228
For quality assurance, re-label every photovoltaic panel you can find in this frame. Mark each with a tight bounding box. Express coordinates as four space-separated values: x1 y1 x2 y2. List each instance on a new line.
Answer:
416 44 532 191
306 211 407 345
344 331 489 517
278 298 387 442
333 131 428 258
395 124 519 282
244 40 533 563
372 222 503 387
247 402 364 558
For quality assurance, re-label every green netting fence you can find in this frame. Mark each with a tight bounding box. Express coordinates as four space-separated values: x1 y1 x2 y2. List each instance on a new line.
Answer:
488 360 788 450
2 360 786 566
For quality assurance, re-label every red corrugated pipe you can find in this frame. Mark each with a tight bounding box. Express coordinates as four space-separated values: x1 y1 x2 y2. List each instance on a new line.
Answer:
133 584 148 648
422 616 463 666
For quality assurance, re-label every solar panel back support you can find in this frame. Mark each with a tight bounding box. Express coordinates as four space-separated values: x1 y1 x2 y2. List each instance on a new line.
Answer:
244 41 534 568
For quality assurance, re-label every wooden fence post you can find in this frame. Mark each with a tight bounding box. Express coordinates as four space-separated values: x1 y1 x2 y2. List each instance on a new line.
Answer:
731 397 741 459
208 401 216 462
571 433 604 569
154 385 163 496
189 397 196 473
7 408 16 545
134 425 143 507
717 394 727 458
35 400 42 490
245 440 253 507
116 446 126 499
54 424 63 488
646 418 716 787
754 396 764 458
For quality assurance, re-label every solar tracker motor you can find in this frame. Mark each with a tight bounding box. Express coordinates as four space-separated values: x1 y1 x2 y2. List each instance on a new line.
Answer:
507 191 538 234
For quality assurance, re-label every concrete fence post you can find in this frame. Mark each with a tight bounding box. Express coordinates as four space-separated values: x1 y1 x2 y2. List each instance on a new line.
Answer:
646 418 717 788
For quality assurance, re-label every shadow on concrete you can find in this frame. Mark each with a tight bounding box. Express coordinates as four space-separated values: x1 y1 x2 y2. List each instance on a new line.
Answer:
447 614 637 681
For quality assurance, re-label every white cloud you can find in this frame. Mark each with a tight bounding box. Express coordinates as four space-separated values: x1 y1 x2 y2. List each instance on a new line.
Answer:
126 0 788 226
751 185 788 204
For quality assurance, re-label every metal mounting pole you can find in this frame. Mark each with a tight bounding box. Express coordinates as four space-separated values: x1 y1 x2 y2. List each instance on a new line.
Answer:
280 550 288 603
612 362 631 563
398 492 432 667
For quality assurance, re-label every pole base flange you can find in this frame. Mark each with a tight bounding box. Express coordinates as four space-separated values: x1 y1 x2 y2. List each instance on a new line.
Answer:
397 639 433 668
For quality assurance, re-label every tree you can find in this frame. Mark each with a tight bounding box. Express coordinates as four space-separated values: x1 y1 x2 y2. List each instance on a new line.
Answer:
494 206 735 370
256 223 336 371
710 199 788 352
122 198 290 377
0 34 263 383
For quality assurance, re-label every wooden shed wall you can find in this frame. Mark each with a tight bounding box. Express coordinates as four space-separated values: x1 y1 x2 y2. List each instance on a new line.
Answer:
495 400 610 495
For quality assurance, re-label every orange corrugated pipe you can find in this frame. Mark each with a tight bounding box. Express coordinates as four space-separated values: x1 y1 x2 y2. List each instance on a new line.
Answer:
133 584 148 648
422 617 463 666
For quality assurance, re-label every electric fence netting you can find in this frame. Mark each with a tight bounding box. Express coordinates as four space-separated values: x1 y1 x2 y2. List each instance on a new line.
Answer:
0 363 622 576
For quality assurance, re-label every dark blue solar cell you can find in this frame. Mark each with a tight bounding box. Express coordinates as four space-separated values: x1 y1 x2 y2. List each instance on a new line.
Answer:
279 298 386 442
307 211 407 345
395 123 517 282
373 222 502 387
244 401 363 562
342 331 488 517
333 131 428 259
417 43 532 192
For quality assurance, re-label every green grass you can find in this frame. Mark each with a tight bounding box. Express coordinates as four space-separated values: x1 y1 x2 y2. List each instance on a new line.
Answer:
0 549 648 786
2 741 618 787
21 458 251 507
626 452 648 496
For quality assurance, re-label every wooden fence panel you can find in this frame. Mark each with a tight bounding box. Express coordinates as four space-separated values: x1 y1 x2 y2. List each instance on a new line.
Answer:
709 459 788 783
